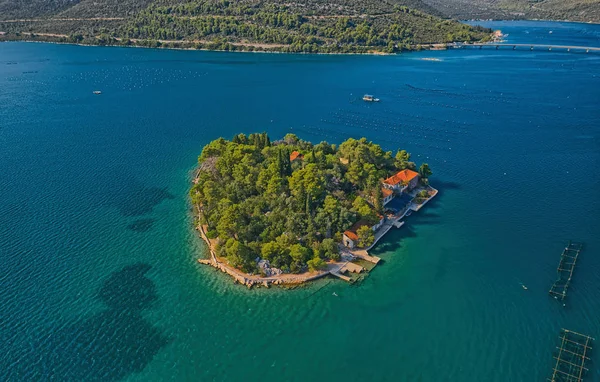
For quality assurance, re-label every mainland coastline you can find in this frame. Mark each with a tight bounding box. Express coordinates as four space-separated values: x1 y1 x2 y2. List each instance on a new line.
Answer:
191 133 437 288
0 31 493 55
0 3 494 55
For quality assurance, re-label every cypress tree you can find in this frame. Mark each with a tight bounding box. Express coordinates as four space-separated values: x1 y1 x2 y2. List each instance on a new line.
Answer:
284 148 292 176
256 134 261 147
373 186 384 215
277 148 284 177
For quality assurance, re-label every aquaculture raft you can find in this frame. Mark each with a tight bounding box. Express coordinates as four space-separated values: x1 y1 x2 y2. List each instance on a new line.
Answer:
549 241 583 301
549 329 594 382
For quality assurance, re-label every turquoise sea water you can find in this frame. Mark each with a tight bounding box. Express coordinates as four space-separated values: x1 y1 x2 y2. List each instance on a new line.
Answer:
1 20 599 381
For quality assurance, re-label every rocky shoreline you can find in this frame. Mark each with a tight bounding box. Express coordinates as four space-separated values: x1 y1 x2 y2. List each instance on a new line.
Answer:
195 221 332 288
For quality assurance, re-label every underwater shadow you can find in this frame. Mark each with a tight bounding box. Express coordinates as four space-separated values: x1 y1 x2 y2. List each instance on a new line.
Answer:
85 166 175 217
371 225 418 254
118 186 175 217
411 210 442 225
432 180 461 198
7 264 170 381
433 248 450 282
126 218 156 232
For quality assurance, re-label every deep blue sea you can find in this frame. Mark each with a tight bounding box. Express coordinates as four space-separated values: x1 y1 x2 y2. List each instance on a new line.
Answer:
1 20 599 381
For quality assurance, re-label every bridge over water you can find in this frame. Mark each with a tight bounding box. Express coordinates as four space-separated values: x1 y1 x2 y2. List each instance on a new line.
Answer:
446 43 600 53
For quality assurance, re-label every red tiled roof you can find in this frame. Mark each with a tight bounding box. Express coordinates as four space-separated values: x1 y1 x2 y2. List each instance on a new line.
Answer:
290 151 304 161
384 169 419 186
382 188 393 198
343 220 371 242
343 230 359 241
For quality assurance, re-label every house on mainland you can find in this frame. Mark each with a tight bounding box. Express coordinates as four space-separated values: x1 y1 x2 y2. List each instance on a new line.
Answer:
342 215 385 249
383 169 420 193
290 151 304 161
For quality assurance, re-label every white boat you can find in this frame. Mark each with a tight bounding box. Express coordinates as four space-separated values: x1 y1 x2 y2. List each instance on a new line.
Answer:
522 285 528 290
93 90 102 95
363 94 380 102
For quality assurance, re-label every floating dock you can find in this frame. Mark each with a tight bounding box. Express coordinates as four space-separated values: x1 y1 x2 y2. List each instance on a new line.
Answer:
549 241 583 301
549 329 594 382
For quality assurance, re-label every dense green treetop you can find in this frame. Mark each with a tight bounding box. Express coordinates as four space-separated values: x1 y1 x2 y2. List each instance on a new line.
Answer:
2 0 596 51
0 0 492 53
190 133 429 274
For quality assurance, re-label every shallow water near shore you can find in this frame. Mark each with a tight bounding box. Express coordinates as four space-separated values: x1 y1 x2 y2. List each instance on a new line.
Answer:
1 20 599 381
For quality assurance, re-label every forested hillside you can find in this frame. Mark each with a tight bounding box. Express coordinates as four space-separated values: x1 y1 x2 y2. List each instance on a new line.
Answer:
0 0 491 53
421 0 600 23
0 0 78 19
59 0 154 18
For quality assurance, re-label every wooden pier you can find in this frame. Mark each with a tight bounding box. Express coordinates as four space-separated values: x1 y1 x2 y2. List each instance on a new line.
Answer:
549 241 583 301
330 271 351 282
348 248 381 264
549 329 594 382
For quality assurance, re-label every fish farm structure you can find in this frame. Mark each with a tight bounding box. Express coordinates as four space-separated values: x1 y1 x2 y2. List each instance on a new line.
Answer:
549 241 584 301
549 329 594 382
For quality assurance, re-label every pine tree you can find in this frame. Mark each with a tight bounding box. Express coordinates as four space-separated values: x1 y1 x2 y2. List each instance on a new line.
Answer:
419 163 432 178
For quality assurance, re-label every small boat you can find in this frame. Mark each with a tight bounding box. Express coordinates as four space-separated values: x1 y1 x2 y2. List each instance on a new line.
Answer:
406 211 412 217
522 285 528 290
93 90 102 95
332 292 338 297
363 94 380 102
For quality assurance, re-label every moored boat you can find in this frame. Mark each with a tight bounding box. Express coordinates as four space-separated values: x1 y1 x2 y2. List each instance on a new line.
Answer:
363 94 380 102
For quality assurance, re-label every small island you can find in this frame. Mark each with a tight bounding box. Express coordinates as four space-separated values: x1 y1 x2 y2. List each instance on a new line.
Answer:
191 133 437 287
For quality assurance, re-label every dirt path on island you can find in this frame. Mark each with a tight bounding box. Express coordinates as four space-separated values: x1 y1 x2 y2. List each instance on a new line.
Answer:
19 32 69 38
306 13 396 19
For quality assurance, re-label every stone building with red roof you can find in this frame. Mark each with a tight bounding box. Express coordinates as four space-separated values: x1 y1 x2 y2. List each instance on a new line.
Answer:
289 151 304 161
383 169 420 192
342 215 385 249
